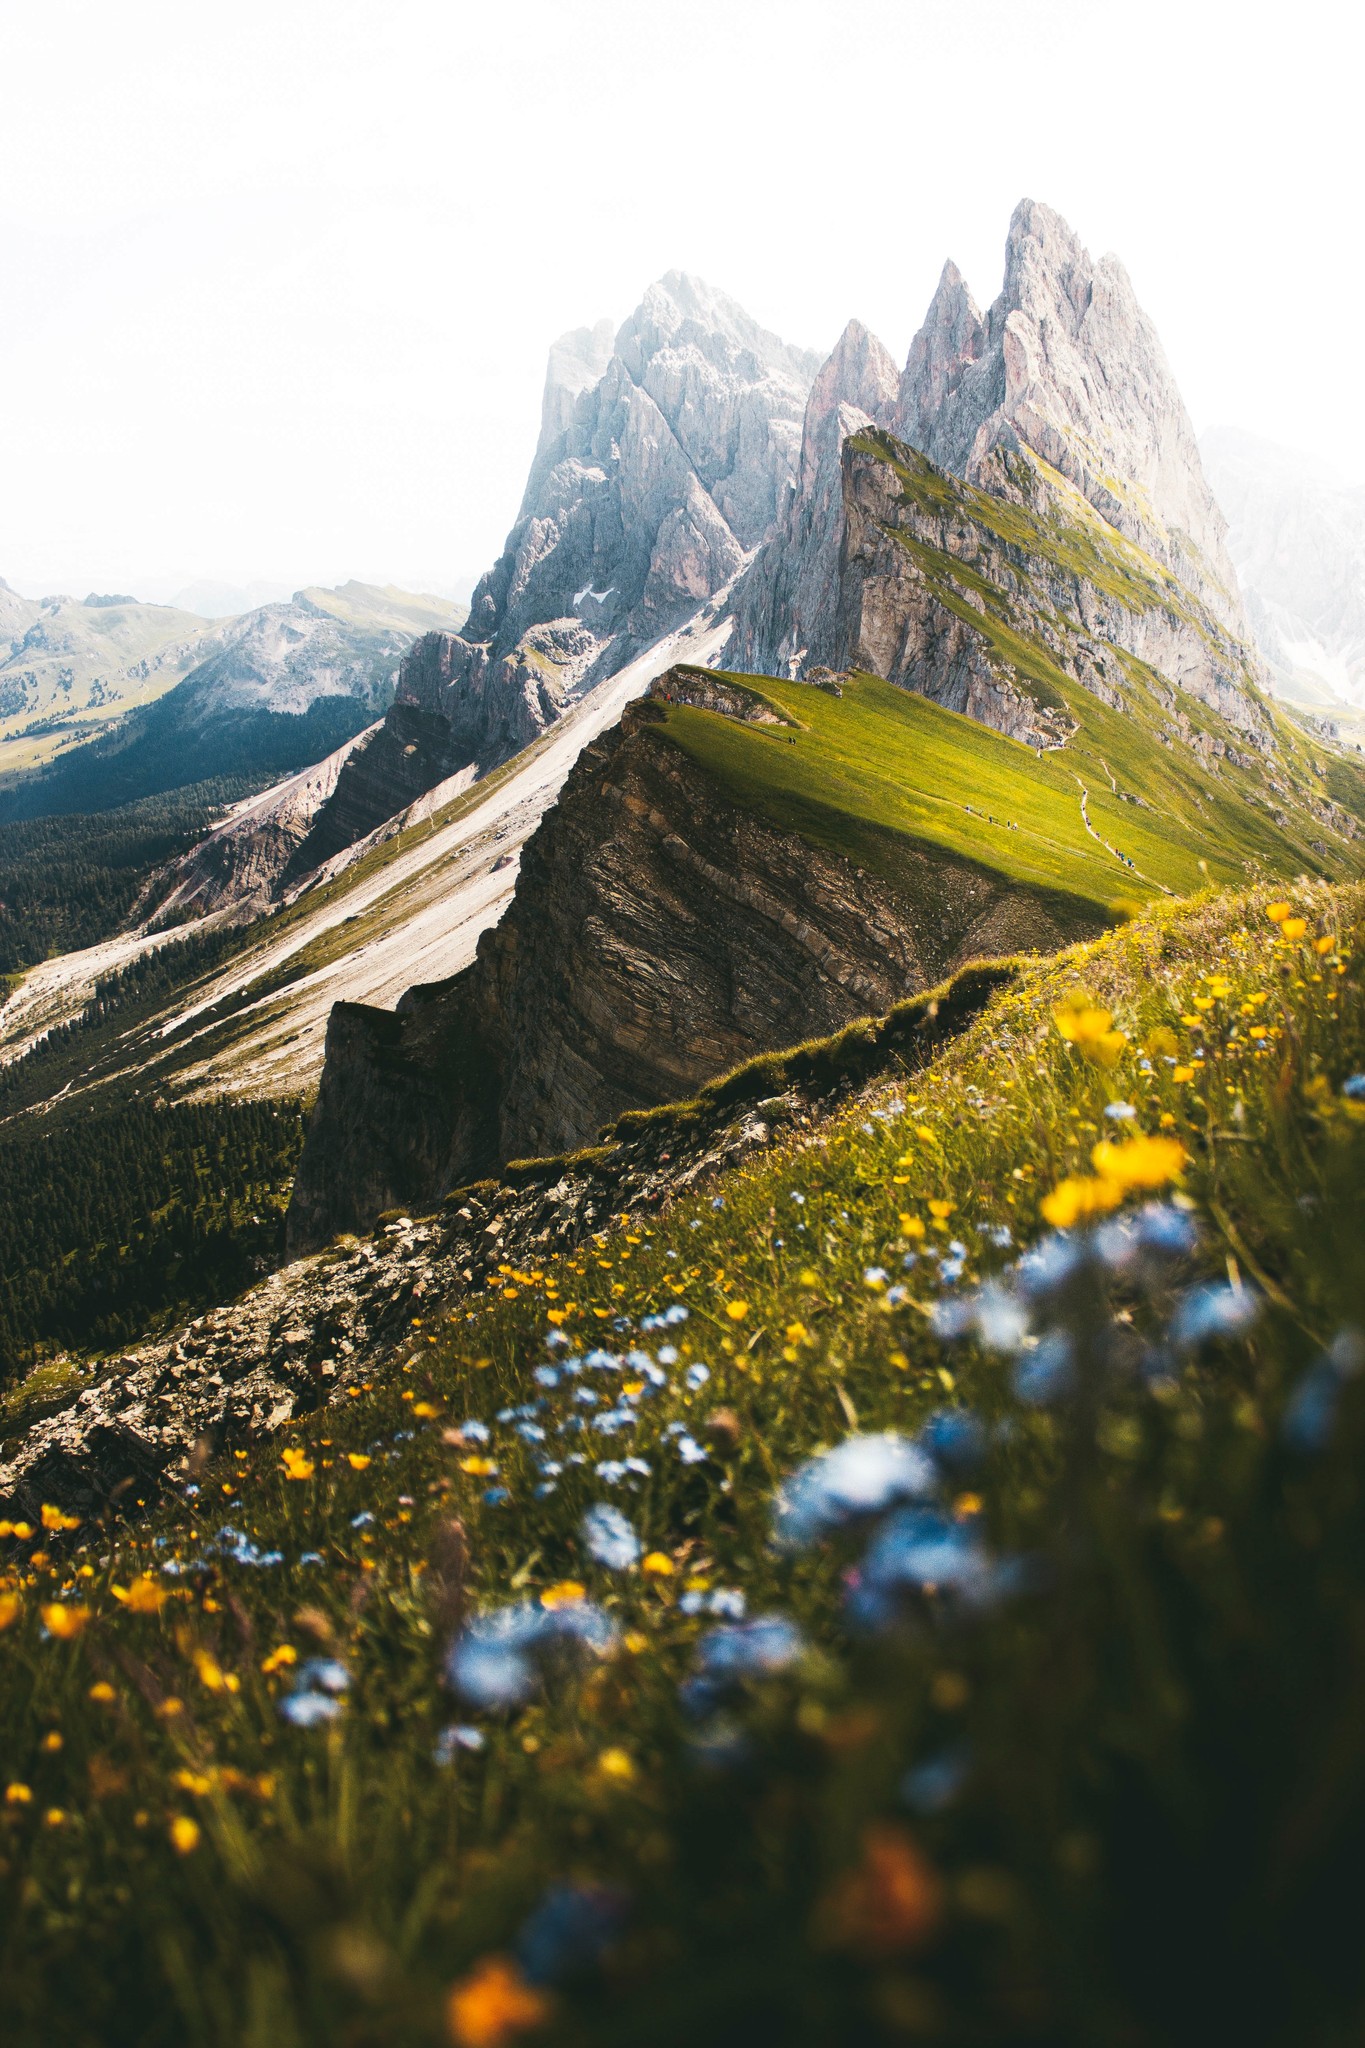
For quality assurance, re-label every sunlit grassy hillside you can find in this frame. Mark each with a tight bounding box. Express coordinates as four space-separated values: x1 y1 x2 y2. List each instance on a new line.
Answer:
656 658 1365 917
1 882 1362 2046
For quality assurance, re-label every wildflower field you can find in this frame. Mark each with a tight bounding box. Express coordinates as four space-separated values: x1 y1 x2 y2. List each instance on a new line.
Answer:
2 883 1363 2047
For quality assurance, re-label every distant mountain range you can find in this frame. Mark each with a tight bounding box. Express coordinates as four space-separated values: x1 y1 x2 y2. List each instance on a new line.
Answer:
0 580 465 821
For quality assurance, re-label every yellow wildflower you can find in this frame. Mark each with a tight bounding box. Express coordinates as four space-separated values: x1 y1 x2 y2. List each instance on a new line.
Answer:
459 1455 498 1477
596 1746 636 1781
641 1552 674 1576
928 1200 954 1220
40 1504 80 1532
192 1649 237 1693
112 1577 168 1615
1281 917 1307 940
446 1955 550 2048
88 1681 116 1703
5 1782 33 1805
899 1214 926 1239
1173 1065 1196 1083
413 1401 441 1419
1053 995 1128 1067
41 1603 91 1640
169 1815 201 1855
280 1447 314 1481
1266 901 1292 923
540 1581 586 1610
725 1299 749 1321
1090 1134 1187 1190
1040 1176 1123 1229
260 1645 297 1675
346 1453 372 1471
0 1594 20 1632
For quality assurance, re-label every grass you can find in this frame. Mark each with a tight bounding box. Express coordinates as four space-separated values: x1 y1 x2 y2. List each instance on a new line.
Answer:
653 667 1363 923
1 882 1362 2045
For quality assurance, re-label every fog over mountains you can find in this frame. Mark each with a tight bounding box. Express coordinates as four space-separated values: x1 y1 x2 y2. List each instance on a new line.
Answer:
1202 425 1365 718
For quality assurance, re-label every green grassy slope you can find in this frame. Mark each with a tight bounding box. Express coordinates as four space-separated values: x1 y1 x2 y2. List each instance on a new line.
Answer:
1 883 1362 2045
656 665 1365 923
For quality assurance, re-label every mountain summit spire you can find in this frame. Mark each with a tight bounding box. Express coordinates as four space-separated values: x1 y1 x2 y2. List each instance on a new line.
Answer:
896 197 1243 625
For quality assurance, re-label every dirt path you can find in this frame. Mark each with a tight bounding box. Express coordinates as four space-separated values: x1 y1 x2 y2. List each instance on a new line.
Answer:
1074 775 1174 895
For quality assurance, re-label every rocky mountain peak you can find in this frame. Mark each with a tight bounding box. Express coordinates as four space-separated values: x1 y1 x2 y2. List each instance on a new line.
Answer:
896 198 1243 625
897 260 986 451
800 319 900 492
282 276 820 882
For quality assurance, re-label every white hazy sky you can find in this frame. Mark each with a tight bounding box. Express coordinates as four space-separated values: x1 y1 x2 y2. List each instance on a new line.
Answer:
0 0 1357 602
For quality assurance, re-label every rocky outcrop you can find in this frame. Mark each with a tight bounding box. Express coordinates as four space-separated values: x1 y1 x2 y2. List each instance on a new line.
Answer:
897 201 1245 630
135 725 381 924
286 673 1099 1248
298 277 821 873
732 414 1269 754
729 319 900 678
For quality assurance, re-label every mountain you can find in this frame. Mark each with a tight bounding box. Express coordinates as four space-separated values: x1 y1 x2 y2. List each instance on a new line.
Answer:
731 200 1260 754
897 201 1245 628
287 202 1365 1245
295 276 822 866
1202 425 1365 725
0 583 212 776
0 581 465 823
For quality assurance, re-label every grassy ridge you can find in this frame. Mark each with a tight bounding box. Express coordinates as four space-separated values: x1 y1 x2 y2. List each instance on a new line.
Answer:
656 669 1363 917
0 884 1361 2044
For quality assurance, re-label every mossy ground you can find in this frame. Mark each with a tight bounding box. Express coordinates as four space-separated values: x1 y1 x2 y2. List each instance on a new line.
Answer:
1 883 1362 2045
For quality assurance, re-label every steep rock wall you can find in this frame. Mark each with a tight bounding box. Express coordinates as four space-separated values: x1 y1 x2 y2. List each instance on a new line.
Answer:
287 680 1095 1248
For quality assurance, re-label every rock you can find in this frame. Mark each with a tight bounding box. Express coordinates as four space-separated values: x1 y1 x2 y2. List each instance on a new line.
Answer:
728 318 900 680
896 200 1246 631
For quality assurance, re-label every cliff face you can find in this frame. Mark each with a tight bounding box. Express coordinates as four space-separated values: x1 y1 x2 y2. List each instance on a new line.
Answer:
728 319 900 680
732 422 1269 755
287 673 1090 1247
